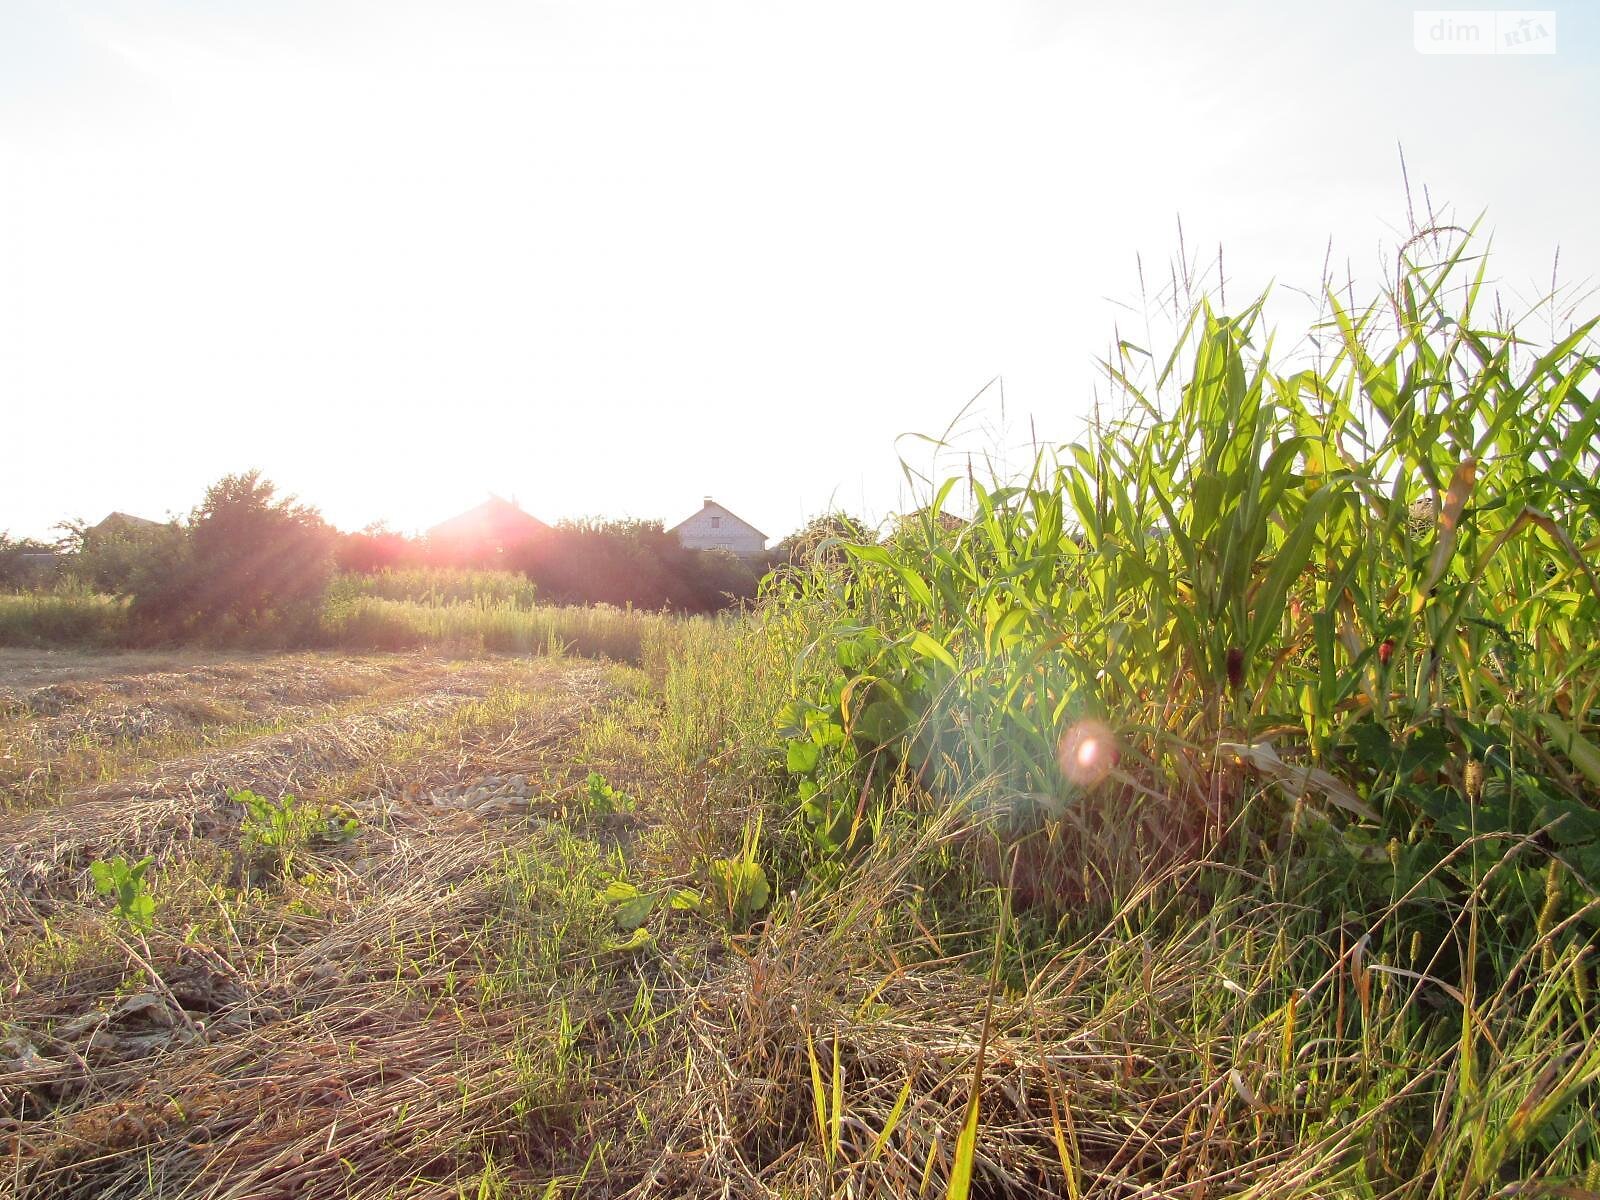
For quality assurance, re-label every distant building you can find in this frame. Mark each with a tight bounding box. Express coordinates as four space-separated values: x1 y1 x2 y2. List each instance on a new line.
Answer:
669 498 767 557
90 512 163 538
427 496 548 558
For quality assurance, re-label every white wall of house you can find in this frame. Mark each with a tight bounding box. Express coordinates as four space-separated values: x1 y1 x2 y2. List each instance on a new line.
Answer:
671 500 766 556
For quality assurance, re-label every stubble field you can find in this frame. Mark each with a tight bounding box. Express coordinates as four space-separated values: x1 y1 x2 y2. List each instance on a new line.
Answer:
1 648 667 1198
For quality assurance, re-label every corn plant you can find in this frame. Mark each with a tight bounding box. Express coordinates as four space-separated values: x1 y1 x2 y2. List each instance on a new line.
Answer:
746 226 1600 1186
775 227 1597 874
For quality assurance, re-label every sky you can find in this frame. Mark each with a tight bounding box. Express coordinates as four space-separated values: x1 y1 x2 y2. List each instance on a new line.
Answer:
2 0 1597 544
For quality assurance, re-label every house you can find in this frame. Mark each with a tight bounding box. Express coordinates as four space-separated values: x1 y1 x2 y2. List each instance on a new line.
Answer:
427 496 548 558
669 497 767 557
90 512 163 538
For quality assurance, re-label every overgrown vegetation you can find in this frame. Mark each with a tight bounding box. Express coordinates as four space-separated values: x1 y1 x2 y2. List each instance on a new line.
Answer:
110 471 333 640
321 591 678 662
0 534 60 590
0 565 689 661
709 227 1600 1193
338 515 767 611
0 587 128 647
328 566 542 608
3 225 1596 1198
1 492 766 655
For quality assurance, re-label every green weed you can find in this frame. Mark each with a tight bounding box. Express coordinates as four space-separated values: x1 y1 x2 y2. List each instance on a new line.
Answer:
89 854 155 932
235 788 357 874
580 771 635 816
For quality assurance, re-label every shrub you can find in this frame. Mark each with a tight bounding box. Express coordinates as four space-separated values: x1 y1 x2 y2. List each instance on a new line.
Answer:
0 533 61 590
772 511 872 567
68 518 184 597
510 519 766 612
335 523 416 574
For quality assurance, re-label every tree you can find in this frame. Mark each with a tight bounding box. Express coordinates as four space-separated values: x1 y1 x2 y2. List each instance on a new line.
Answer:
92 471 334 641
178 472 334 635
773 511 872 566
506 518 767 612
64 516 184 596
336 522 417 573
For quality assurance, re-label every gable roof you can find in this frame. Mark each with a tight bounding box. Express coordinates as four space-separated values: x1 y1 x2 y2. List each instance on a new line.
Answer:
667 498 766 541
91 512 160 531
427 496 549 545
92 512 162 533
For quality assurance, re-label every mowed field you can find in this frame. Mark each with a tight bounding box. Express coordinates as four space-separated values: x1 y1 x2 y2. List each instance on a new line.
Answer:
0 647 675 1198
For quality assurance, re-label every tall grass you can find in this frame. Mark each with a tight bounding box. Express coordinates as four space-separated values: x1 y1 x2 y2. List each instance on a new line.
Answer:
643 609 802 769
0 589 128 647
327 566 540 607
0 570 679 664
319 594 678 663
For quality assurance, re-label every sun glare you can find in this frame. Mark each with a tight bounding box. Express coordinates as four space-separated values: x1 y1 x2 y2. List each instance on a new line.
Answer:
1057 718 1118 788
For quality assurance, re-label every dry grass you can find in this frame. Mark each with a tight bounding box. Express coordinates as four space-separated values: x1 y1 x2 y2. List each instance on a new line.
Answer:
8 836 575 1197
2 650 640 1199
5 631 1594 1198
0 653 476 814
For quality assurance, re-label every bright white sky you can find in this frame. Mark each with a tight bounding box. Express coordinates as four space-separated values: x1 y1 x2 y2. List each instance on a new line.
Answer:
3 1 1596 543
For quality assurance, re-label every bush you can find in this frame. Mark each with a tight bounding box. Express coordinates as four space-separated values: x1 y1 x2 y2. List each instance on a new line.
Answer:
70 518 186 599
335 524 416 574
772 511 872 567
331 520 770 614
510 518 767 612
0 533 61 590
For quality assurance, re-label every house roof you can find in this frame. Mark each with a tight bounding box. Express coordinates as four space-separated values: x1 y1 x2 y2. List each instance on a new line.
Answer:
667 498 766 541
426 495 548 544
92 512 162 533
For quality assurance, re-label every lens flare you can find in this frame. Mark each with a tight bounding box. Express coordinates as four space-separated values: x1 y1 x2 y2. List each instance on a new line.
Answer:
1057 719 1119 788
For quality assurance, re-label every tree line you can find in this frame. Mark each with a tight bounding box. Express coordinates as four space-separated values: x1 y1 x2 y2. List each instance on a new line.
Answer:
0 472 862 642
